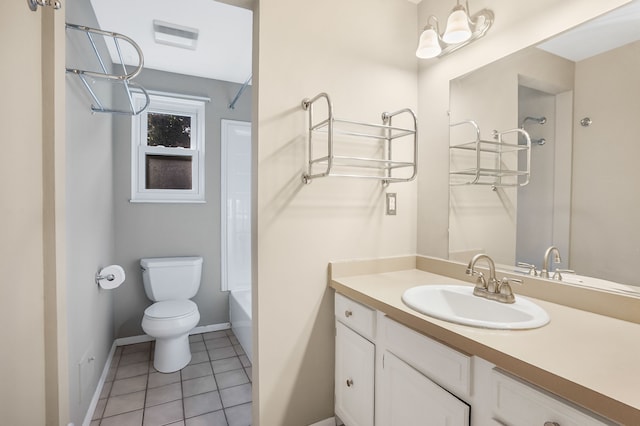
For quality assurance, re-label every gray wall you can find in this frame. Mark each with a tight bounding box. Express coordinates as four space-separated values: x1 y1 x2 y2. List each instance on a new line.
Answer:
113 69 252 337
65 0 116 423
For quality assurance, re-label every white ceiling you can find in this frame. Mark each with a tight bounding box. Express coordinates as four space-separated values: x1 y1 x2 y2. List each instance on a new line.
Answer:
536 0 640 62
89 0 252 84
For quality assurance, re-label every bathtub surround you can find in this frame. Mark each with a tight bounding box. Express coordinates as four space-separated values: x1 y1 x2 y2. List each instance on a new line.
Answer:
230 289 252 361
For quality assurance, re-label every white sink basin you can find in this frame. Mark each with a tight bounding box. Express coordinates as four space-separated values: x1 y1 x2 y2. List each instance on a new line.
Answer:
402 285 550 330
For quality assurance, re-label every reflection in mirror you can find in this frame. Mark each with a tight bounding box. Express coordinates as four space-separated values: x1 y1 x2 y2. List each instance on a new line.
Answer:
448 1 640 293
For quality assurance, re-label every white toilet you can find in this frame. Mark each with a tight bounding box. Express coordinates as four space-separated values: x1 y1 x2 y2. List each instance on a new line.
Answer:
141 256 203 373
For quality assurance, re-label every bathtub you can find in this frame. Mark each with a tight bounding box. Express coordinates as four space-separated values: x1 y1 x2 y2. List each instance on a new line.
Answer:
229 289 252 361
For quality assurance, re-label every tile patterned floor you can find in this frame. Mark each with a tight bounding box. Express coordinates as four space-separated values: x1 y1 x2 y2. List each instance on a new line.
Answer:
91 329 252 426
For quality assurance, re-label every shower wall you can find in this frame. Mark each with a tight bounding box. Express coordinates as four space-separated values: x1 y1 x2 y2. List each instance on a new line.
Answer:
516 86 560 269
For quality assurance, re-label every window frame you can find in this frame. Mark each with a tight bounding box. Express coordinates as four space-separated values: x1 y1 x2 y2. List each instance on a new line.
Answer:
130 91 206 203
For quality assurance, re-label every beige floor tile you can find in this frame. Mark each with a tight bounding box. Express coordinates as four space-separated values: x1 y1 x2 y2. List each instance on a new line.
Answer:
146 381 182 407
184 391 223 418
220 383 252 408
190 341 206 353
143 399 184 426
100 409 143 426
148 371 181 389
116 361 150 380
225 402 252 426
111 375 148 397
189 334 203 343
181 362 213 381
202 330 227 340
103 390 145 417
185 409 228 426
205 337 232 350
211 357 242 374
122 342 152 355
215 369 249 390
188 350 210 366
209 346 237 361
182 375 217 398
119 350 151 367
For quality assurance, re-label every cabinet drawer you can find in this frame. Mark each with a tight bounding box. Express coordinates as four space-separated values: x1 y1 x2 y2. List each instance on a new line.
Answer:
381 316 471 398
335 293 375 340
491 369 613 426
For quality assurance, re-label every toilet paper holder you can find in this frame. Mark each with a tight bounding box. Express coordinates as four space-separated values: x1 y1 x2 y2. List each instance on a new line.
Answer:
95 272 115 285
94 264 126 289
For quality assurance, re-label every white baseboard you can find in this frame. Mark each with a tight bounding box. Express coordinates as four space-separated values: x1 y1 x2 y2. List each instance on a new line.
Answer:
113 322 231 347
192 322 231 335
82 341 117 426
84 322 231 425
308 418 337 426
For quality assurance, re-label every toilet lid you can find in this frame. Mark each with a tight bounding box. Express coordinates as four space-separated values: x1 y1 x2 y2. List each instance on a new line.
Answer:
144 300 198 320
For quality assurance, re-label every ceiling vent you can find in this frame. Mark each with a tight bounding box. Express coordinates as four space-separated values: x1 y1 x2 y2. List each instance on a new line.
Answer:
153 20 199 50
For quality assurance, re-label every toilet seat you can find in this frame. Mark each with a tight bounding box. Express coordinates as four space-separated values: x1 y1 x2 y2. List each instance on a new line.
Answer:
144 299 198 320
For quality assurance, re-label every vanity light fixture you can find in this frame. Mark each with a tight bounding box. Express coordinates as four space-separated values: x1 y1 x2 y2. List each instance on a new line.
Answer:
416 1 494 59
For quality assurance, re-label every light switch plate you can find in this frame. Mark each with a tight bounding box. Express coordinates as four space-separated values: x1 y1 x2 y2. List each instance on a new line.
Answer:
386 193 397 215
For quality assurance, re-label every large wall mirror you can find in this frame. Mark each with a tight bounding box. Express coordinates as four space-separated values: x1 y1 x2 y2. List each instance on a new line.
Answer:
448 1 640 292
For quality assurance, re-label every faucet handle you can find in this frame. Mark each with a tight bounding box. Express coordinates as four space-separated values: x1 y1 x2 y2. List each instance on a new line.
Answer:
517 262 538 276
470 270 486 287
470 271 490 298
495 277 521 303
552 269 575 281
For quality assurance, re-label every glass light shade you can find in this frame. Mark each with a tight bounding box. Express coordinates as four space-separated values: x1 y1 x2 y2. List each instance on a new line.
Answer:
443 6 472 44
415 27 442 59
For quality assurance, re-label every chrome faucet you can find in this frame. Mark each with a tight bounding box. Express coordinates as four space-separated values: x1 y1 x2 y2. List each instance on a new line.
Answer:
467 254 520 303
540 246 561 278
466 254 498 298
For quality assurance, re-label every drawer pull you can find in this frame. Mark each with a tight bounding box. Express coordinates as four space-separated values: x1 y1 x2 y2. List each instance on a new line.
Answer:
346 378 354 387
544 422 560 426
344 310 353 318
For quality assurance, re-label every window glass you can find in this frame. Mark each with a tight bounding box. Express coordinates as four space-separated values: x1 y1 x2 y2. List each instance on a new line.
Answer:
145 155 193 189
147 113 192 148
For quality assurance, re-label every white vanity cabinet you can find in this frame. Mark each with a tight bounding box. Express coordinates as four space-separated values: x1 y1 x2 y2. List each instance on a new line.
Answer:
377 315 471 426
334 292 614 426
378 350 470 425
491 369 614 426
334 294 376 426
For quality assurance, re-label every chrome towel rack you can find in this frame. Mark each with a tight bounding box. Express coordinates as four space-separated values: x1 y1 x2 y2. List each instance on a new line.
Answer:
66 23 150 115
449 120 531 190
301 92 417 186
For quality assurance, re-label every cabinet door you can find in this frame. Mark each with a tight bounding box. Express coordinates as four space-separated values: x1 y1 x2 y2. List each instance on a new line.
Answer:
335 321 375 426
378 351 470 426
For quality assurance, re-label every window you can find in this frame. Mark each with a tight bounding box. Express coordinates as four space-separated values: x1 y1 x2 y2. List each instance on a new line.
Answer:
131 92 206 202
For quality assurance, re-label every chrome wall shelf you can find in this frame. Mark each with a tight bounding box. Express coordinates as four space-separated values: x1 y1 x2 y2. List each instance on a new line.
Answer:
450 120 531 189
66 23 150 115
301 93 417 186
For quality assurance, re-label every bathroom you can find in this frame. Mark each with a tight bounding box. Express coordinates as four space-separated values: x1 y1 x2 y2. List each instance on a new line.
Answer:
3 0 640 425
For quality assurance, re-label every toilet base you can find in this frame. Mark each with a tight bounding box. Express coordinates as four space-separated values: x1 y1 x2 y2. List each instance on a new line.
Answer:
153 333 192 373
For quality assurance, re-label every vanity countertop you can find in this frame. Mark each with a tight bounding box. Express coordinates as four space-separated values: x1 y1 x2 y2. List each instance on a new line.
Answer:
329 256 640 425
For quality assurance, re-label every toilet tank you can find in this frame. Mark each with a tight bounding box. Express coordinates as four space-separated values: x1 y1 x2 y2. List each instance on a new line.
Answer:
140 256 203 301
